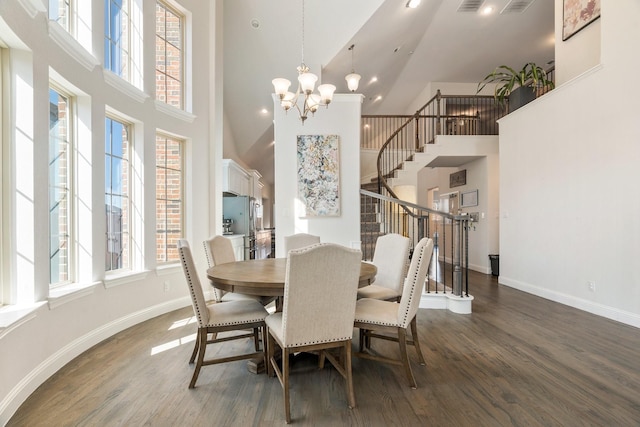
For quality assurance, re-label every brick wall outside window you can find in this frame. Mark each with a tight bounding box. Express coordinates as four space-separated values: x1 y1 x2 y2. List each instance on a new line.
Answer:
155 1 183 109
156 134 183 263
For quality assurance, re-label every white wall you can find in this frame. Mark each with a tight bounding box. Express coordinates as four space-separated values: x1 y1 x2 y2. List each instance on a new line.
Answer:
274 94 363 256
417 148 499 274
0 0 221 422
499 0 640 327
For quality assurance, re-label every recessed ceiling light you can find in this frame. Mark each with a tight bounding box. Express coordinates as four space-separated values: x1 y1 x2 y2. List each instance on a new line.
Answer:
375 95 382 102
369 76 378 84
406 0 421 8
482 6 494 15
250 19 260 29
260 108 268 114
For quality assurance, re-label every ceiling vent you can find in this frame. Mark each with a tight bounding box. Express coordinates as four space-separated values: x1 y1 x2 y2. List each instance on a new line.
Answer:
500 0 537 14
457 0 485 13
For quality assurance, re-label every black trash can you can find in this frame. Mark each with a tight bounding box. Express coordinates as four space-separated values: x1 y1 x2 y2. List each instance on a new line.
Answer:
489 254 499 276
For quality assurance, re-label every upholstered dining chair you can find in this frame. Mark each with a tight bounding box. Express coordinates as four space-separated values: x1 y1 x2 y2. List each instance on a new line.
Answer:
178 239 268 389
357 233 411 301
283 233 320 254
203 235 275 305
354 237 434 389
265 243 362 424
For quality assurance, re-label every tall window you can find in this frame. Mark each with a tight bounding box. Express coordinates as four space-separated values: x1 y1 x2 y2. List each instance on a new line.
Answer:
49 87 74 286
104 0 131 80
155 1 183 109
105 117 130 272
156 133 183 263
49 0 71 32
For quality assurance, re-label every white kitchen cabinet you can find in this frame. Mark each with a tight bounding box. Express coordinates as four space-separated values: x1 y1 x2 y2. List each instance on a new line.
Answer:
227 234 245 261
223 159 250 196
249 169 263 201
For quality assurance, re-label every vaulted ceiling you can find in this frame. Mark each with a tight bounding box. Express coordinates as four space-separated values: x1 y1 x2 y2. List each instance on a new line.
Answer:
222 0 555 186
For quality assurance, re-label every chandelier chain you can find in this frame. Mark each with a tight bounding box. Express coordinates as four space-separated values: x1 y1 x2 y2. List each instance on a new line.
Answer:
301 0 305 65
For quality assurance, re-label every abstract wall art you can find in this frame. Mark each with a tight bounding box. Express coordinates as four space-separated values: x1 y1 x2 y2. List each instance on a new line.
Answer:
297 134 340 217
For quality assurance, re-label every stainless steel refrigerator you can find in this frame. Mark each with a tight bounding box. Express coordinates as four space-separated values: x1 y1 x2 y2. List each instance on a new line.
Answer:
223 196 256 260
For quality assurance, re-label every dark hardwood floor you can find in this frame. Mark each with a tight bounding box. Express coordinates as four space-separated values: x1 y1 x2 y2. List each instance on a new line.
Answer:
8 270 640 426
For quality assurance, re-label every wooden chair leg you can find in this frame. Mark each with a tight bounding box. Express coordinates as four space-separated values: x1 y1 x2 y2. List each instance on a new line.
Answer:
283 347 291 424
261 326 268 372
344 342 356 409
410 316 426 366
267 329 275 378
253 327 260 351
189 327 208 389
398 328 417 389
189 329 200 364
318 350 326 369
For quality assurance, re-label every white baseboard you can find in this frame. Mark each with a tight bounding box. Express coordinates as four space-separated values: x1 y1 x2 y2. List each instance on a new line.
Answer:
0 296 191 425
499 276 640 329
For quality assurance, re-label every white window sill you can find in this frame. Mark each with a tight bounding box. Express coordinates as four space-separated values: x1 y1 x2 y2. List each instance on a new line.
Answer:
0 302 47 339
48 281 101 310
103 270 151 289
154 100 196 123
103 70 148 103
156 263 182 276
48 20 98 71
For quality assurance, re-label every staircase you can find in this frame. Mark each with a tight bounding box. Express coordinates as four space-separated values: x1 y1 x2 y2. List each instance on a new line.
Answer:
358 91 505 311
359 188 474 314
360 180 382 260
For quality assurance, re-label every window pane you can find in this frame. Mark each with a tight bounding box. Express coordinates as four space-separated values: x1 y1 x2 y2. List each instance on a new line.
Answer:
105 0 130 80
105 117 130 271
155 3 166 39
156 72 166 103
166 43 181 81
49 0 70 32
49 88 71 285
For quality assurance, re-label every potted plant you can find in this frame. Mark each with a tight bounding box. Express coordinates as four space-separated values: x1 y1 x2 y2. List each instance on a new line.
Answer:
477 62 554 111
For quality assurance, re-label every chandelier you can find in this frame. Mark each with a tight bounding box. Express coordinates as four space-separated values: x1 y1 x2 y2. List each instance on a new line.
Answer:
272 0 336 123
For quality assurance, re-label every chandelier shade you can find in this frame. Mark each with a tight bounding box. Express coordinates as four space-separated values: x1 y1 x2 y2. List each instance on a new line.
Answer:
345 44 361 92
345 73 361 92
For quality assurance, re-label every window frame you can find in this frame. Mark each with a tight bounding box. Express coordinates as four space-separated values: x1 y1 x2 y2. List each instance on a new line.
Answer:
104 0 131 80
48 84 76 288
49 0 72 33
155 132 185 264
104 0 143 89
155 0 184 110
104 114 133 273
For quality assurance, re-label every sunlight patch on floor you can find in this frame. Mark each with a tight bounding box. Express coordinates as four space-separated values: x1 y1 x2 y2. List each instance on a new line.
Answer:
168 316 196 330
151 333 196 355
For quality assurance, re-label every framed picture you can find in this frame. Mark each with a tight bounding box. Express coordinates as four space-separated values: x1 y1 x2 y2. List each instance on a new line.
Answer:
461 190 478 208
450 169 466 188
562 0 601 41
297 134 340 217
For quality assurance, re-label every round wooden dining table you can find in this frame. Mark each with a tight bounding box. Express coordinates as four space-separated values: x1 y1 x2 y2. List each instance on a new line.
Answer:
206 257 377 297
